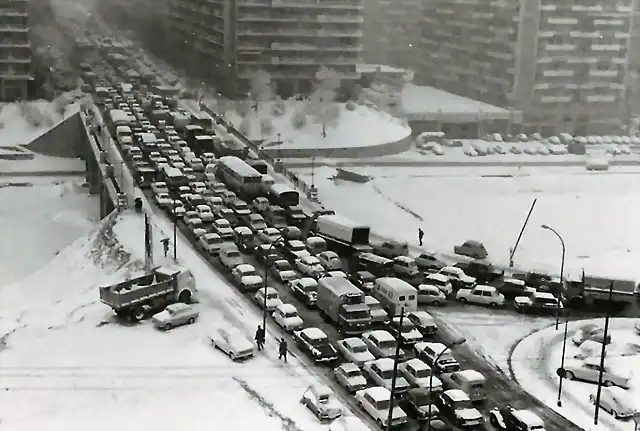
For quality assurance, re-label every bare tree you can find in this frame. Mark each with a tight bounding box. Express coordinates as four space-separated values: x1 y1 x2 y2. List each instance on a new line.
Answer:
308 66 343 137
249 70 274 110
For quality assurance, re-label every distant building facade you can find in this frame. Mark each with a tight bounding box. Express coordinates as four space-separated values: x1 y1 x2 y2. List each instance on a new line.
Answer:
0 0 31 101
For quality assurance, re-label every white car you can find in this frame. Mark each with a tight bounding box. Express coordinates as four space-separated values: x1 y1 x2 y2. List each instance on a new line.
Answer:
258 227 282 244
212 218 234 240
355 386 408 428
559 358 631 388
363 358 411 394
254 287 283 312
406 311 438 337
186 216 203 229
389 316 423 345
399 358 443 391
231 264 263 291
170 200 186 218
208 326 255 361
192 227 207 238
296 256 325 278
270 259 296 282
273 303 303 332
151 181 169 195
333 363 368 393
199 233 223 255
154 192 172 208
151 303 199 330
438 389 484 428
300 384 343 421
365 296 389 324
590 386 639 419
195 204 215 222
317 251 342 271
456 285 505 307
336 337 375 366
246 213 267 232
572 323 611 346
438 266 476 288
362 330 402 359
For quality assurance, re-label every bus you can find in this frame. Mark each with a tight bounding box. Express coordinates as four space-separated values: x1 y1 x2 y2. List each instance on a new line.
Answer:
215 156 263 196
269 183 299 207
161 165 189 188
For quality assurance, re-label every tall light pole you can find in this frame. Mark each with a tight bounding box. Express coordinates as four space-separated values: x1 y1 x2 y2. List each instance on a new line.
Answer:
541 224 565 330
386 307 405 431
594 281 614 426
173 200 177 261
262 232 285 331
426 337 466 431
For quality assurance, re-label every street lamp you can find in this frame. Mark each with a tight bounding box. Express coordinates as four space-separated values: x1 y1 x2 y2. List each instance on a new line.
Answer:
386 307 405 431
426 337 466 431
172 200 178 261
541 224 566 330
262 232 286 331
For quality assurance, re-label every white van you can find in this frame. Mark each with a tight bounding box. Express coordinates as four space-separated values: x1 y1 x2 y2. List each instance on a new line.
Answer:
372 277 418 316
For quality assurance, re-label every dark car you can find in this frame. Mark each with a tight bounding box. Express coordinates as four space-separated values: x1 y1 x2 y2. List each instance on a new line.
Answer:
454 260 503 285
349 271 376 293
284 205 307 226
293 327 338 363
489 406 546 431
498 278 534 298
373 240 409 259
415 252 444 273
237 235 261 255
402 388 440 423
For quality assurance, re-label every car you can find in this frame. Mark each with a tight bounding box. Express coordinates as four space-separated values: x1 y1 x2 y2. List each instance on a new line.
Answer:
291 277 318 307
296 255 325 278
293 327 338 363
300 384 343 421
151 181 169 195
404 388 441 423
436 389 484 428
589 386 639 419
269 259 293 279
414 252 444 272
252 196 270 213
280 239 312 261
514 291 563 314
387 316 423 345
195 204 215 222
453 240 488 259
219 245 244 269
231 264 263 291
209 181 227 197
373 240 409 259
258 227 282 244
183 210 199 225
365 296 389 324
498 278 535 298
364 357 411 394
362 330 403 359
399 358 443 391
336 337 375 366
208 326 255 361
192 226 207 238
454 260 504 285
438 267 476 289
559 358 631 388
254 287 283 312
153 192 172 208
246 213 267 232
221 190 237 205
191 181 207 194
317 251 342 271
406 311 438 336
233 225 253 242
273 303 304 332
424 273 453 296
350 271 376 293
169 200 186 219
417 284 447 305
415 342 461 374
151 303 199 330
186 216 203 229
393 256 420 277
199 232 224 255
355 386 409 428
456 285 505 307
229 199 251 216
439 370 486 402
212 218 234 240
333 362 368 393
489 406 546 431
572 323 612 346
321 270 348 279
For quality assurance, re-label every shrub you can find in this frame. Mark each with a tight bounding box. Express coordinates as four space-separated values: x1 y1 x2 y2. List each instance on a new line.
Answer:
345 100 357 111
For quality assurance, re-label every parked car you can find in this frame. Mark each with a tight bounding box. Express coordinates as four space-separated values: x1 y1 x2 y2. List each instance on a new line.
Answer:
399 358 442 391
424 273 453 296
489 406 546 431
336 337 375 366
151 303 199 330
394 256 419 277
406 311 438 336
439 267 476 289
417 284 447 306
453 240 488 259
212 218 234 240
231 264 263 291
293 327 338 363
439 370 486 402
246 213 267 232
296 255 325 278
154 192 172 208
456 285 506 307
151 181 169 195
436 389 484 428
199 232 223 255
415 252 444 272
270 259 296 281
350 271 376 293
404 388 440 423
300 384 343 421
258 227 282 244
373 241 409 259
280 239 311 261
454 260 504 285
333 362 368 393
362 330 403 359
273 303 304 332
355 386 409 428
208 326 255 361
559 358 631 388
254 287 283 312
317 251 343 271
365 296 390 324
415 342 461 374
589 386 639 419
572 324 612 346
291 277 318 307
514 291 563 314
364 358 411 394
195 204 215 222
387 316 423 345
219 245 244 269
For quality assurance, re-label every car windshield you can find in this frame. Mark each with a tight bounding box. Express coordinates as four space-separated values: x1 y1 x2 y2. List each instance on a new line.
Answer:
277 261 292 270
284 311 297 318
301 283 316 293
375 398 391 410
350 344 367 353
226 251 240 258
414 368 430 378
317 394 329 403
345 369 361 378
347 310 370 320
309 336 327 346
266 292 278 300
217 220 230 227
412 392 435 406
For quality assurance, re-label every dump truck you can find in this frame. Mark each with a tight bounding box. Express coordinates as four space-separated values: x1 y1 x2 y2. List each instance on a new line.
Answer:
99 266 196 322
316 277 371 334
565 271 638 307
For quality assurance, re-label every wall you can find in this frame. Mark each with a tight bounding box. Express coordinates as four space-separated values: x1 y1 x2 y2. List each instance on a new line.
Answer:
25 111 86 158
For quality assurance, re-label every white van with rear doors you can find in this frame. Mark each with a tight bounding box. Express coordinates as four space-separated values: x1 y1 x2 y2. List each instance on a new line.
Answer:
372 277 418 316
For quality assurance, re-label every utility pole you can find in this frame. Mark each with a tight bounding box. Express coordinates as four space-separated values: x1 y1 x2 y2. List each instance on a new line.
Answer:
173 201 177 261
594 281 614 426
509 199 537 268
385 307 404 431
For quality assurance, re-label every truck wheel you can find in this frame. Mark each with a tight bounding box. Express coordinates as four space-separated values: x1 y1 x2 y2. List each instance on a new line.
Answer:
132 308 145 322
164 323 173 331
178 290 192 304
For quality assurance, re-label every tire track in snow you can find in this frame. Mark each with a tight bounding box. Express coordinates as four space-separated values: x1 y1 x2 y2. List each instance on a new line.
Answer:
234 377 305 431
370 182 424 222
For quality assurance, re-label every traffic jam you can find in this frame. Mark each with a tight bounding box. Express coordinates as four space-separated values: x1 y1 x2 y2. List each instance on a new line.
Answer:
81 33 601 431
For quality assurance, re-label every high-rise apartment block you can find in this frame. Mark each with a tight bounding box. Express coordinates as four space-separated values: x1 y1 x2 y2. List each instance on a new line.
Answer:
417 0 639 134
0 0 31 101
168 0 365 98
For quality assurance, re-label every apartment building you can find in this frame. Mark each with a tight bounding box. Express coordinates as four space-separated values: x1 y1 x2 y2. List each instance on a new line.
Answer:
168 0 364 98
362 0 424 71
0 0 31 101
418 0 639 134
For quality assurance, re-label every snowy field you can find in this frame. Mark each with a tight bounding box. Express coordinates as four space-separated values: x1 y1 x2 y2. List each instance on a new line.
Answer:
292 165 640 279
512 318 640 431
208 99 411 150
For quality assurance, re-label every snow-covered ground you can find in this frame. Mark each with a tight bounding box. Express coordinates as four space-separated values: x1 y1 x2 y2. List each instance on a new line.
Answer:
399 84 510 116
512 318 640 431
292 165 640 279
208 99 411 150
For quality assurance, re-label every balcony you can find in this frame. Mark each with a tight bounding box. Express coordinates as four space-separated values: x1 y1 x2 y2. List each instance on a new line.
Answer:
0 56 30 63
268 42 362 51
0 10 27 16
0 26 28 32
239 13 362 23
238 27 362 37
0 40 29 47
268 0 363 10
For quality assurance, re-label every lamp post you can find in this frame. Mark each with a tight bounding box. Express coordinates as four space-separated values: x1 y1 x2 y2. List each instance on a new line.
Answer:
262 232 285 331
541 224 565 330
426 337 467 431
594 281 614 426
386 307 405 431
172 200 177 261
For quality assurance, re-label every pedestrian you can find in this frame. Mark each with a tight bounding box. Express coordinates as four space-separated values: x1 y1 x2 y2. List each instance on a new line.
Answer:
161 238 170 257
418 228 424 246
254 325 265 351
278 338 288 363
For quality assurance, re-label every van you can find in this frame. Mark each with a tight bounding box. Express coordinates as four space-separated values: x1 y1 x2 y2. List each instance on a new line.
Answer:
356 253 394 277
372 277 418 316
393 256 419 277
442 370 487 402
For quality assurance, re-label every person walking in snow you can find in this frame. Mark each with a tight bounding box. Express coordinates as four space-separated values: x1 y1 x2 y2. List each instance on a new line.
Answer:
278 338 288 363
161 238 170 257
255 325 265 351
418 228 424 247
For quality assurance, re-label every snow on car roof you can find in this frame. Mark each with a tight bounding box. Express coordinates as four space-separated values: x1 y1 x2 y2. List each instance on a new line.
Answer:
343 337 366 348
367 330 394 342
456 370 485 382
365 386 391 401
427 273 448 282
299 278 318 286
236 264 255 272
445 389 470 402
375 358 395 370
278 303 297 313
404 358 429 370
302 327 327 339
534 291 557 300
512 410 544 427
503 278 525 285
340 362 361 373
408 311 434 323
415 342 446 354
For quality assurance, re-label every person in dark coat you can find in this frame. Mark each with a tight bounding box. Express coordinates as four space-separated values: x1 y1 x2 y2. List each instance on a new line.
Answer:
278 338 288 363
255 326 265 351
418 228 425 246
161 238 170 257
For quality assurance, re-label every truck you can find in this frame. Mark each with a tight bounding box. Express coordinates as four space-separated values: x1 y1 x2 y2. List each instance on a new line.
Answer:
565 271 639 308
99 266 196 322
314 214 372 255
316 277 371 334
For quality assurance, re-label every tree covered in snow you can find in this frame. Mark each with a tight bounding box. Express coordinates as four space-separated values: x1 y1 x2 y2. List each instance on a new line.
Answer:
249 69 274 109
307 66 343 137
